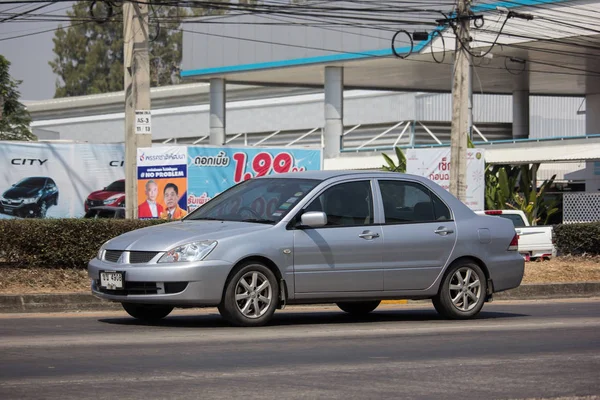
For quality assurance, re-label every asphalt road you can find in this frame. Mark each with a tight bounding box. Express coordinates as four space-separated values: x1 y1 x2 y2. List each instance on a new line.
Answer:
0 299 599 400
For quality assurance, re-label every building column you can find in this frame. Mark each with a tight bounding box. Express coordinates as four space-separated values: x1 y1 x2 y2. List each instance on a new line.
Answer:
586 93 600 136
324 66 343 159
209 78 226 146
585 92 600 192
512 72 529 140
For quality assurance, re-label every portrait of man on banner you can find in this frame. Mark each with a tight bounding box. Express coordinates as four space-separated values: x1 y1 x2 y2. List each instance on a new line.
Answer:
160 182 188 220
138 179 164 218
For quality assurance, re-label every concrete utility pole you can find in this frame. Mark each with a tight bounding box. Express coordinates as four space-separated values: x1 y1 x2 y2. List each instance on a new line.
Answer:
449 0 471 202
123 0 152 219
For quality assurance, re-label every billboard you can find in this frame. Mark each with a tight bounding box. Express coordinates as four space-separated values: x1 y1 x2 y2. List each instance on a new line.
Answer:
406 148 485 211
0 142 124 219
136 147 188 220
184 146 322 213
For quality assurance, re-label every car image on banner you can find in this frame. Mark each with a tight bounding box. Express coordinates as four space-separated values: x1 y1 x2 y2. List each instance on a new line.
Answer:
85 179 125 211
0 176 58 218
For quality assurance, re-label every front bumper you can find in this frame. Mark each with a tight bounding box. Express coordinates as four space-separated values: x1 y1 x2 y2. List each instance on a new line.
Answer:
87 257 233 306
0 201 40 217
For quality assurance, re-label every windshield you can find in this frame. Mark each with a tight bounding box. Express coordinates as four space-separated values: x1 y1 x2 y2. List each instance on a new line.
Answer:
16 178 46 188
185 178 320 224
105 181 125 192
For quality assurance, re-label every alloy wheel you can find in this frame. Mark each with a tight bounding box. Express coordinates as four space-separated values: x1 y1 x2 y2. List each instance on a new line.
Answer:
234 270 273 319
448 266 481 312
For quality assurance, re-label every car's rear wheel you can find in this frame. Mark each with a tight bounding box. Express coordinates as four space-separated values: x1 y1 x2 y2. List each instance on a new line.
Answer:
336 301 381 315
122 303 173 322
432 261 487 319
219 262 278 327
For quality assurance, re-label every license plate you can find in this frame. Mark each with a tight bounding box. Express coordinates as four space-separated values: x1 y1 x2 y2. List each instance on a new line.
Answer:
100 271 124 290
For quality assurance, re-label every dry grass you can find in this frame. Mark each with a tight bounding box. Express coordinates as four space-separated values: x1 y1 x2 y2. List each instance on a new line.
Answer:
523 255 600 284
0 267 90 294
0 256 599 294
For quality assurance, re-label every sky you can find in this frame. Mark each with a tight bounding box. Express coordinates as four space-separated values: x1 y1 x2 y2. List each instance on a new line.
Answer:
0 1 73 101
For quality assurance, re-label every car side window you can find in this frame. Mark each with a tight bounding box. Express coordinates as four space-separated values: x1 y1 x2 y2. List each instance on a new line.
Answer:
379 180 451 223
304 181 373 226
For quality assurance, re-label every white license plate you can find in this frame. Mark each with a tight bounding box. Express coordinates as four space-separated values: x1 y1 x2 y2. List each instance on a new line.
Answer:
100 271 124 290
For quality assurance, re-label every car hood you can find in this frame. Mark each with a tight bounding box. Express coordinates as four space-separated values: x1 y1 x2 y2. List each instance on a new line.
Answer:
105 220 274 252
2 186 40 199
88 190 123 201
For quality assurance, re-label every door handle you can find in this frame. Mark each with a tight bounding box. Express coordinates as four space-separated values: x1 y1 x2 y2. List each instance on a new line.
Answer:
359 231 380 240
434 227 454 236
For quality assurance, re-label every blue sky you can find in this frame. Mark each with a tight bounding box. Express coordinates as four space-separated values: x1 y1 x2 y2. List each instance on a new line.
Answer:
0 1 72 101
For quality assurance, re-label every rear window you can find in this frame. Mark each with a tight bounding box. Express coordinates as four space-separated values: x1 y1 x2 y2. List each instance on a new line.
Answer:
498 213 526 228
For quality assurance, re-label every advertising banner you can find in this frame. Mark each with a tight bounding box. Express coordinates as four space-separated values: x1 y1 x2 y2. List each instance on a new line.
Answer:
0 142 124 219
406 148 485 211
186 146 322 213
136 146 188 220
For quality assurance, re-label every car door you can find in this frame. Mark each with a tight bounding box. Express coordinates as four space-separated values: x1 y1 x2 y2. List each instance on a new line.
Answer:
376 179 457 291
293 180 384 293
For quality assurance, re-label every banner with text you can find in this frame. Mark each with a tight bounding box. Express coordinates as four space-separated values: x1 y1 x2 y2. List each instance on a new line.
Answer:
186 146 322 213
136 147 188 220
406 148 485 211
0 142 125 219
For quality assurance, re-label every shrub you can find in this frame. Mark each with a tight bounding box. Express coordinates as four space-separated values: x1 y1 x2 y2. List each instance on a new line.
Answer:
554 222 600 256
0 219 166 269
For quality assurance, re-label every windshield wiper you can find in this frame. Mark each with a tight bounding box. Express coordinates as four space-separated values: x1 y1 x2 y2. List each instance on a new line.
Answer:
240 218 276 224
188 217 226 221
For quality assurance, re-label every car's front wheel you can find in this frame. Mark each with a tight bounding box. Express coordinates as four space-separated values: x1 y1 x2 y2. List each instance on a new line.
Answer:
432 261 487 319
122 303 173 322
38 201 48 218
219 262 279 327
337 301 381 315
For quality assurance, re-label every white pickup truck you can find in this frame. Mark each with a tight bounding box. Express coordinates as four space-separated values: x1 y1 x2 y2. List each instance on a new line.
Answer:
475 210 557 261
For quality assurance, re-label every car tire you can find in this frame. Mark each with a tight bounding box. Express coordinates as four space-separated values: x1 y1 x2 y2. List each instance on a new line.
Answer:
122 303 173 322
38 201 48 218
432 261 487 320
53 195 58 206
220 262 279 327
336 301 381 315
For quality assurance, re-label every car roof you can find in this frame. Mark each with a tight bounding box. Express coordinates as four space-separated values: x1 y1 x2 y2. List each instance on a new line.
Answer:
256 170 414 181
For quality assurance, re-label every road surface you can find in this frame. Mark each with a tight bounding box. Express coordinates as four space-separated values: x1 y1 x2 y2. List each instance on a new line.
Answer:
0 299 599 399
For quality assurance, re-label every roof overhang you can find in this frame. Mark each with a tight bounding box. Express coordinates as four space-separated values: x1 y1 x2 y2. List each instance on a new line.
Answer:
324 135 600 170
182 0 600 96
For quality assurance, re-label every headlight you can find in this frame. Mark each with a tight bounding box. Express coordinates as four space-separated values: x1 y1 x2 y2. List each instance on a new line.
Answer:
22 197 39 204
103 195 121 205
159 240 217 263
97 242 107 260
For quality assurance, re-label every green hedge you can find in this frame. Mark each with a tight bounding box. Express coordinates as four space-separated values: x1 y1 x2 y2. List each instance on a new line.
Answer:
1 219 599 269
0 219 166 269
554 222 600 256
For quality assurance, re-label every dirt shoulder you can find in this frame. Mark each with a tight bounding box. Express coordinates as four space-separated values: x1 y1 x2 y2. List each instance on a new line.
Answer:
1 256 599 295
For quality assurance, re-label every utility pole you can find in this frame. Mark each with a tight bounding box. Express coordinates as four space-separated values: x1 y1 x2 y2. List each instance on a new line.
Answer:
123 0 152 219
449 0 471 202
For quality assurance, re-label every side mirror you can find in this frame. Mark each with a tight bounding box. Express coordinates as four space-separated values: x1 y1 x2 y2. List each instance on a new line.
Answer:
300 211 327 228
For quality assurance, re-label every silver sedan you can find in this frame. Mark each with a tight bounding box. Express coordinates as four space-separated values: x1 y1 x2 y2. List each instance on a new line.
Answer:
88 171 523 326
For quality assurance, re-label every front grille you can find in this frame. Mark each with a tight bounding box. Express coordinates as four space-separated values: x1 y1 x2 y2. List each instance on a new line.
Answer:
129 251 159 264
88 200 104 207
104 250 123 263
95 281 188 295
1 199 23 207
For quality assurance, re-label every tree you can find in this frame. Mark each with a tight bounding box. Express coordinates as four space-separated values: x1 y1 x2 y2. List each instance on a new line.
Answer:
0 55 35 141
49 1 197 97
